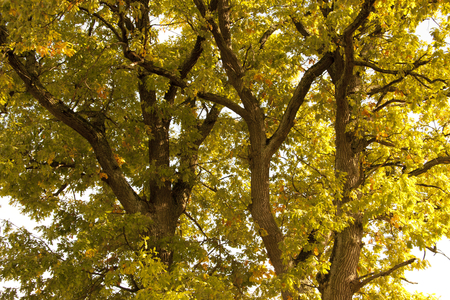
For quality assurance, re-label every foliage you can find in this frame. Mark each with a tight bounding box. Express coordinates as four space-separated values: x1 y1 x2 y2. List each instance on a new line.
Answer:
1 0 450 299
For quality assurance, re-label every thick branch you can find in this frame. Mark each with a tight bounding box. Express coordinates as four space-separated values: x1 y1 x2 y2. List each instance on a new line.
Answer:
266 52 334 157
193 0 243 79
408 156 450 177
334 0 375 113
353 258 416 291
338 0 376 95
195 104 222 146
293 232 316 266
198 92 250 120
218 0 232 48
342 0 376 38
180 36 206 79
259 24 278 49
291 17 310 38
164 35 206 103
7 51 145 214
193 0 207 17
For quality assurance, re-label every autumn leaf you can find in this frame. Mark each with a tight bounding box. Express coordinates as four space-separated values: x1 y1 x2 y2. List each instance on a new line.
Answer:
1 1 450 300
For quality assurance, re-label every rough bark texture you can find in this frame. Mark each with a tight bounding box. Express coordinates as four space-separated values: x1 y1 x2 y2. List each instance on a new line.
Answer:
139 78 179 266
319 2 375 297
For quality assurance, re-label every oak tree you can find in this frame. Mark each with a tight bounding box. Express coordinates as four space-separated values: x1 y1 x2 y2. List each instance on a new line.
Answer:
1 0 450 299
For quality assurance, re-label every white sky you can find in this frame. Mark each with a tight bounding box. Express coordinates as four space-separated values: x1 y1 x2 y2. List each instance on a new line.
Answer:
404 238 450 299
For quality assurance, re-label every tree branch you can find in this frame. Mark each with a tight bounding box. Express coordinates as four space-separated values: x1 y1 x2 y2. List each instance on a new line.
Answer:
291 17 310 38
373 99 408 112
266 52 334 157
408 156 450 177
416 183 449 194
426 245 450 260
367 77 405 95
195 104 222 146
184 211 209 238
115 284 139 293
197 92 250 120
180 36 206 78
164 35 206 104
6 51 145 214
342 0 376 38
353 258 416 291
124 50 187 88
359 57 438 96
78 7 122 42
354 60 399 75
89 1 191 88
259 24 278 49
193 0 243 79
218 0 232 48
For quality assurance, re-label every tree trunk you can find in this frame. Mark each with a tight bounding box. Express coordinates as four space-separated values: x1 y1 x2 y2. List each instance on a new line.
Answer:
321 216 363 300
320 48 364 299
249 157 285 274
139 77 182 267
246 110 292 298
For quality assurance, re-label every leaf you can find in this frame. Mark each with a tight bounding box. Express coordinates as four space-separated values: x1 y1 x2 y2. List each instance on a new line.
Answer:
1 1 450 299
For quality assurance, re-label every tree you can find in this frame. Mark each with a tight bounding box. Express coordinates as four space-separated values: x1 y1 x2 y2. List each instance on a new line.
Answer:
1 0 450 299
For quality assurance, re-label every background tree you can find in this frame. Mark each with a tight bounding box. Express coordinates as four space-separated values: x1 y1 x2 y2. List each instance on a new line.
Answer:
1 0 450 300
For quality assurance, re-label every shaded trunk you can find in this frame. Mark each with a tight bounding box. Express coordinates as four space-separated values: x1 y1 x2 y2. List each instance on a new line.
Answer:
249 157 285 275
249 155 294 300
245 107 292 299
139 78 184 267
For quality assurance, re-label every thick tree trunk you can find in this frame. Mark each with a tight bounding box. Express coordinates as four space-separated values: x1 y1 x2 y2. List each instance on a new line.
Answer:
321 215 363 300
139 78 183 267
320 46 365 299
249 158 285 274
246 110 292 298
249 155 296 300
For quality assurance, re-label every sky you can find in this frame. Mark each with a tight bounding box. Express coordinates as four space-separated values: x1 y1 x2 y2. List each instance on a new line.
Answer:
404 238 450 299
400 18 450 299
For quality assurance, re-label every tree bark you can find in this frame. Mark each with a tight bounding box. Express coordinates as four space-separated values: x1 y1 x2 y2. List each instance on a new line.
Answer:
139 77 180 266
320 42 364 300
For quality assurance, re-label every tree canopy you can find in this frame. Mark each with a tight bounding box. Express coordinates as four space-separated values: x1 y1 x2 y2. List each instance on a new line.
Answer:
1 0 450 299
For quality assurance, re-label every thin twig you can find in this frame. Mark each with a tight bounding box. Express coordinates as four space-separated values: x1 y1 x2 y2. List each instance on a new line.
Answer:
183 211 208 238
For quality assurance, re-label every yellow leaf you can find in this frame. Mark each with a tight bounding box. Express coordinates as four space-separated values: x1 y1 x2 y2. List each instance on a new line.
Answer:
260 228 269 237
47 152 55 165
253 74 264 81
314 247 319 256
85 249 97 258
114 153 125 166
